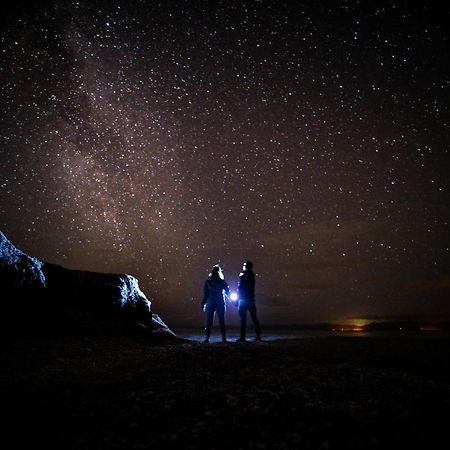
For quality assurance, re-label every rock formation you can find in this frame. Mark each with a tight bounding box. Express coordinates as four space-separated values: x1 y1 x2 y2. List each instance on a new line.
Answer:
0 230 175 337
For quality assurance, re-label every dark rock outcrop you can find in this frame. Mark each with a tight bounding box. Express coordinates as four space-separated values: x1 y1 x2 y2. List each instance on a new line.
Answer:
0 230 175 337
0 230 46 290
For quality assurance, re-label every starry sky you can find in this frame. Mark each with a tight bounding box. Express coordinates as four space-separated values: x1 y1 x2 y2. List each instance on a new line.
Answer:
1 0 449 327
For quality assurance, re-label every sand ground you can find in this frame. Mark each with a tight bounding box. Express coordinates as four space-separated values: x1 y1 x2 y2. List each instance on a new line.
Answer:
1 333 449 449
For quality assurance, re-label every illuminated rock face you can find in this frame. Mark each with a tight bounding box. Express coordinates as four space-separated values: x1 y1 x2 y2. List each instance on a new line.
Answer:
0 231 46 290
0 230 174 337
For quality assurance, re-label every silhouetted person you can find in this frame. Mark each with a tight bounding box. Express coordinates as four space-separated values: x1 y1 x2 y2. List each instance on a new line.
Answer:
201 265 230 343
236 261 261 342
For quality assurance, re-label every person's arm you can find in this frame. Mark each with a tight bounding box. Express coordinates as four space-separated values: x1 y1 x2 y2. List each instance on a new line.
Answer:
223 280 230 297
237 273 242 297
201 281 209 308
251 273 256 296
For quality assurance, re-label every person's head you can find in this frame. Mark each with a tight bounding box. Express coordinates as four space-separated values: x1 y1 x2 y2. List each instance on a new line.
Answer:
243 261 253 271
210 264 224 279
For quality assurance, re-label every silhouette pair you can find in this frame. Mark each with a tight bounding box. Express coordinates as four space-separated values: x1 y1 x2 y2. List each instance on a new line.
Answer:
201 261 261 343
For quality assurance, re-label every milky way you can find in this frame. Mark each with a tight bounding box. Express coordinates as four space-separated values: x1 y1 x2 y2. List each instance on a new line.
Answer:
1 1 449 326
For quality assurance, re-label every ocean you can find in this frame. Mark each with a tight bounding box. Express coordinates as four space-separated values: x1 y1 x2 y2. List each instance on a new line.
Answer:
172 327 449 343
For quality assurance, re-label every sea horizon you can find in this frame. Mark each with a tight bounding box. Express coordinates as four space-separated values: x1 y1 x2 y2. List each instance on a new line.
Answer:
172 325 450 343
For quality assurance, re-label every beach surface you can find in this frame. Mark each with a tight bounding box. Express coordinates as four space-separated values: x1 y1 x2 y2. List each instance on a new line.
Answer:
1 332 449 449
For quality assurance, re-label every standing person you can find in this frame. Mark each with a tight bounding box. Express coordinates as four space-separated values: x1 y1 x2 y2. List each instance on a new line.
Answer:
201 265 230 343
237 261 261 342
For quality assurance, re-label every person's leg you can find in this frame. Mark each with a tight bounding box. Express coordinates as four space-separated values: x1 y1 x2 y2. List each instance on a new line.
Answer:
238 303 247 340
249 304 261 339
204 303 214 342
217 303 226 342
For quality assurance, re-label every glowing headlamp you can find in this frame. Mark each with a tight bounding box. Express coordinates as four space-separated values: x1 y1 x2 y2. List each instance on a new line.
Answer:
230 292 238 301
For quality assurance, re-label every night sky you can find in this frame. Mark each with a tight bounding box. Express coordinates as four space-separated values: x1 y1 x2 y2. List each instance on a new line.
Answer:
1 1 449 327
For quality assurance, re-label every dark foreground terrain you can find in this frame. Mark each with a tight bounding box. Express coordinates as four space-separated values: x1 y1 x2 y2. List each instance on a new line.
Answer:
1 334 449 449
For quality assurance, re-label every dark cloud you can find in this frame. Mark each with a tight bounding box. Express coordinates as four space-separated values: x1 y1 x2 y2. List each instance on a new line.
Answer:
257 296 292 307
407 277 450 291
346 313 450 323
291 283 336 291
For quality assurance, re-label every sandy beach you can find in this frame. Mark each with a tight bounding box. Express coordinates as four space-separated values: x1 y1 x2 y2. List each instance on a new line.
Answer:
1 333 449 449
